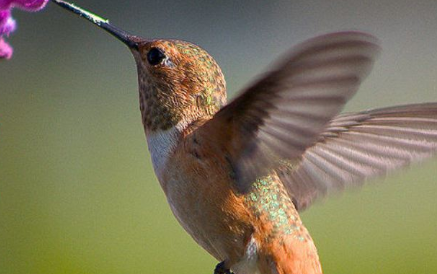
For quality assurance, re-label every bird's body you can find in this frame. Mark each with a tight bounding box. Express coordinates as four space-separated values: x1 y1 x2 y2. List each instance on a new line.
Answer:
147 119 321 274
132 35 437 274
52 2 437 273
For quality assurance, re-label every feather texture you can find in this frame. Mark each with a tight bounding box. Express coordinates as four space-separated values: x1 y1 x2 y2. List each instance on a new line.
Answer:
280 103 437 211
208 32 380 192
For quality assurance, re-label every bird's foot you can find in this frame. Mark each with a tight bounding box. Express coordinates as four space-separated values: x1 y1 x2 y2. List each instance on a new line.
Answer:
214 261 234 274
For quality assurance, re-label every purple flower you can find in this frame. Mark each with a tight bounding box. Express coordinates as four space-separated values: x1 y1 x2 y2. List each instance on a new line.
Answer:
0 0 48 59
1 0 48 11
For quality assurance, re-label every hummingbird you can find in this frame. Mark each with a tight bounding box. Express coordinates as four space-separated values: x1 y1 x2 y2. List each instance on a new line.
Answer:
52 1 437 273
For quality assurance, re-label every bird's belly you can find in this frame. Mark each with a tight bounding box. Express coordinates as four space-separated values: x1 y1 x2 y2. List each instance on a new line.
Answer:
160 155 253 263
166 192 224 259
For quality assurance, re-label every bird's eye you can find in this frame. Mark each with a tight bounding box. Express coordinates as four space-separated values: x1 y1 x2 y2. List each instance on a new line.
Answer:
147 47 166 66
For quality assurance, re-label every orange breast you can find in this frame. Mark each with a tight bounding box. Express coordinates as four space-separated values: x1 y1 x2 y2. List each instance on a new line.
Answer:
159 127 254 264
157 122 322 273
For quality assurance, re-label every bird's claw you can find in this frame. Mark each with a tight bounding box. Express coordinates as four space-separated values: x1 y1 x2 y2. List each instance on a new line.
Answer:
214 261 234 274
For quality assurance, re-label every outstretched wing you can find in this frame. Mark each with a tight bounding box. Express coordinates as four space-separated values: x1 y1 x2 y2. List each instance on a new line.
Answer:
202 32 380 192
280 103 437 211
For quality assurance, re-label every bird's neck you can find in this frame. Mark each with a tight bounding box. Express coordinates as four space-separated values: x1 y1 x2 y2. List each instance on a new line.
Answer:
144 121 186 183
140 95 209 180
138 87 184 132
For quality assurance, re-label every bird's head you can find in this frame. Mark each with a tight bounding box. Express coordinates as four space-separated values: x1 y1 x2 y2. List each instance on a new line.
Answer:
53 0 226 131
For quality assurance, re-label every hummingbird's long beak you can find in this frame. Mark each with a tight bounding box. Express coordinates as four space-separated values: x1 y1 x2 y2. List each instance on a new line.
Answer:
51 0 139 50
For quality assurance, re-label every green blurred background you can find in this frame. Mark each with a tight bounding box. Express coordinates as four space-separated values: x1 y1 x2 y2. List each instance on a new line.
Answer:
1 1 437 273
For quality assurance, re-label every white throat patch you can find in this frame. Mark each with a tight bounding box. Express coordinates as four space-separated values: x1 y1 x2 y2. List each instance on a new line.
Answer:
146 122 186 181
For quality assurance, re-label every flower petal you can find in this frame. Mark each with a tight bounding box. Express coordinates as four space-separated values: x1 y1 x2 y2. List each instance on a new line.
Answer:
0 0 49 59
0 37 13 59
12 0 48 11
0 0 12 10
0 10 16 35
0 0 49 11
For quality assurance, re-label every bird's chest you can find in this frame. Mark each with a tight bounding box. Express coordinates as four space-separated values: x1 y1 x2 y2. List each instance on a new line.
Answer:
146 128 253 260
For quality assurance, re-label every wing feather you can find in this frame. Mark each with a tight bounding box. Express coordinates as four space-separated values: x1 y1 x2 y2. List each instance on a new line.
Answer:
205 32 380 191
281 103 437 211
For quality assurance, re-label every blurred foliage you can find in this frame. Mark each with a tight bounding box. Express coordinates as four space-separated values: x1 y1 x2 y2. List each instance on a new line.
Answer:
1 1 436 274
